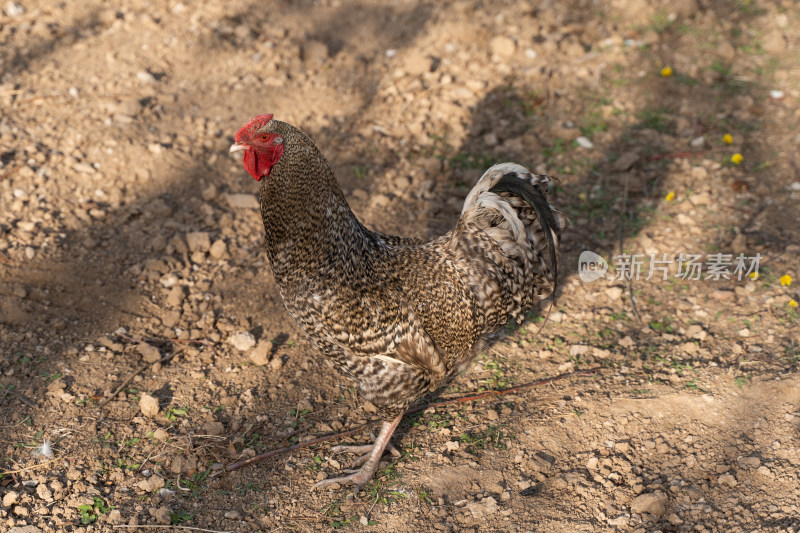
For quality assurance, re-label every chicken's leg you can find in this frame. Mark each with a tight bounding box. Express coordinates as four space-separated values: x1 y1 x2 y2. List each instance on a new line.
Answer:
313 414 403 492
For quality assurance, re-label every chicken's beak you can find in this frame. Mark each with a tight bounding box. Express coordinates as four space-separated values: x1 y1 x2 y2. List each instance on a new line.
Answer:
229 143 246 153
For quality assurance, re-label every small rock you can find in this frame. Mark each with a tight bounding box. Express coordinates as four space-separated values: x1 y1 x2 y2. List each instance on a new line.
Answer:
3 490 19 506
229 332 256 351
106 509 122 524
137 71 156 83
224 193 259 209
13 505 29 517
136 343 161 363
690 136 705 148
248 340 272 366
360 516 369 526
619 336 635 348
685 325 707 340
209 239 227 259
630 492 668 517
166 286 184 308
153 428 169 441
159 273 179 288
575 136 594 149
445 441 460 452
718 473 737 487
153 506 172 524
185 232 211 253
224 510 241 519
35 484 53 502
269 356 284 371
605 286 623 300
586 457 598 470
756 465 772 477
5 1 24 16
490 36 516 57
466 496 498 518
139 394 160 417
363 401 378 414
569 345 590 357
738 456 760 468
737 328 751 338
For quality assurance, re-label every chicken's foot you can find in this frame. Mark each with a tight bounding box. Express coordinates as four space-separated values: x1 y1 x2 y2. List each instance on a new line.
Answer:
313 414 403 493
329 434 401 469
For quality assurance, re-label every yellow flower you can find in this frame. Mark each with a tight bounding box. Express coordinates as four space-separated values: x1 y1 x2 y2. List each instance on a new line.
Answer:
723 134 733 144
665 191 675 202
748 272 759 280
661 66 673 77
731 153 743 165
780 274 792 286
789 299 799 308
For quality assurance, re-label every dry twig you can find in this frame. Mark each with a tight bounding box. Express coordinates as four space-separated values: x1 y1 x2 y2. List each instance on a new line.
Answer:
225 367 600 473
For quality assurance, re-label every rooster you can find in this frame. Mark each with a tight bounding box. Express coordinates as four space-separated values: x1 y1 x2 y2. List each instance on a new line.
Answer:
230 114 563 491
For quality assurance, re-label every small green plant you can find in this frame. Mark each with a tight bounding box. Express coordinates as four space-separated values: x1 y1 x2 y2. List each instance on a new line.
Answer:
170 510 194 525
78 497 112 525
115 457 141 471
459 425 515 454
164 407 188 421
353 165 367 179
734 375 751 388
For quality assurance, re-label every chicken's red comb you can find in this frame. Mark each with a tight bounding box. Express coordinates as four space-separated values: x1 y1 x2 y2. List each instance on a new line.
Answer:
235 114 274 143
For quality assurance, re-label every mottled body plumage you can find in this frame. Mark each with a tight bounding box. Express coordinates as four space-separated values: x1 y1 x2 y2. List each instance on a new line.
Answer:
232 116 563 488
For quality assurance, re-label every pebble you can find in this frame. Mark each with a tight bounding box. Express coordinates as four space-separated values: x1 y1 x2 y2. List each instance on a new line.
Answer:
738 456 760 468
3 490 19 506
466 496 498 518
619 336 635 348
575 136 594 149
224 510 241 519
490 36 516 57
139 393 160 417
718 474 737 487
605 286 623 300
209 239 227 258
690 136 705 148
5 1 24 16
248 339 272 366
229 331 256 351
136 343 161 363
630 492 668 517
186 231 211 253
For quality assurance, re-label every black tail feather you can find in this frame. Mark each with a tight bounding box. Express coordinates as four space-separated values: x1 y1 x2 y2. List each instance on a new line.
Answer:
489 173 559 300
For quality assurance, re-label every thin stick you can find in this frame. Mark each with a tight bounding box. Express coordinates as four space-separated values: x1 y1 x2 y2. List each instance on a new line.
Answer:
225 367 600 473
99 350 181 407
0 456 68 476
225 422 376 473
111 526 231 533
119 333 211 346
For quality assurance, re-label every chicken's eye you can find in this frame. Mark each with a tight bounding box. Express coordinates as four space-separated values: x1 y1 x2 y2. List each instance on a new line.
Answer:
274 137 283 145
261 134 268 141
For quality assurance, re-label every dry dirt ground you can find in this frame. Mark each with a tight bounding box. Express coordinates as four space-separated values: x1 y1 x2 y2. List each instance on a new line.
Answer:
2 0 800 531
